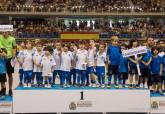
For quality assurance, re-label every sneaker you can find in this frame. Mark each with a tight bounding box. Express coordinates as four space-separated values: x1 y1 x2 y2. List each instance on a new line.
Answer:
129 84 133 89
159 90 164 95
140 83 143 88
44 84 48 88
163 92 165 95
114 84 119 89
107 84 111 89
24 84 28 88
27 84 31 88
47 84 52 88
119 84 123 89
85 83 89 86
144 84 148 89
0 95 6 100
67 84 71 88
92 84 96 88
63 84 67 88
101 84 105 88
96 84 100 88
8 90 13 96
136 84 140 89
123 85 128 88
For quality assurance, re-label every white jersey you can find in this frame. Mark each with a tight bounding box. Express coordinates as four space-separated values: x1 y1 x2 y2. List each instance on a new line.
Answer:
53 49 61 70
32 47 37 54
41 55 56 77
17 50 24 69
71 51 77 69
33 51 44 72
88 47 96 67
76 49 88 70
60 51 73 72
96 52 106 66
22 50 33 71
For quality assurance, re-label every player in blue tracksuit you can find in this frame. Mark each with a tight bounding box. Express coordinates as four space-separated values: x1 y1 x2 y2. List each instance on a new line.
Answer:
119 44 129 88
107 36 121 88
161 51 165 94
140 44 152 89
0 48 7 100
150 46 162 93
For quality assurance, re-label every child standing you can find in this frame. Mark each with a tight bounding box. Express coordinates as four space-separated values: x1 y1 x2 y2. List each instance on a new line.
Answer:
95 43 106 88
60 44 73 88
0 48 7 100
162 51 165 94
119 44 129 88
41 46 56 88
87 40 97 87
150 46 162 94
22 41 33 88
17 42 25 86
76 41 88 87
128 40 142 88
52 41 62 85
69 43 77 86
107 36 120 88
33 43 43 87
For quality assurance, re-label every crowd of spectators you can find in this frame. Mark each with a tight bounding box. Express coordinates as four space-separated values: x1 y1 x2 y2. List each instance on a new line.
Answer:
0 0 164 13
11 18 165 39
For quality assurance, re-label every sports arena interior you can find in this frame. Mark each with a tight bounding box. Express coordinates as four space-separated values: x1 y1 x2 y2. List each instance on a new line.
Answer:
0 0 165 114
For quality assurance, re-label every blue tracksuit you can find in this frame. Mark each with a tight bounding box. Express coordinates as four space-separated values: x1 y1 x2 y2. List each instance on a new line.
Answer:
107 45 120 85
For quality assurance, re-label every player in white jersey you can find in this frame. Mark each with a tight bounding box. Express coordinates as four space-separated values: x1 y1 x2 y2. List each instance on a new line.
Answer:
95 43 106 88
41 46 56 88
60 44 73 88
76 42 88 87
87 40 97 87
69 43 77 86
17 42 25 86
32 43 44 87
52 41 62 85
22 41 33 88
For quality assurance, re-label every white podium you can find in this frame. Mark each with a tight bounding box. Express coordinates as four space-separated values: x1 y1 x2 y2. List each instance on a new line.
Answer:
13 87 150 113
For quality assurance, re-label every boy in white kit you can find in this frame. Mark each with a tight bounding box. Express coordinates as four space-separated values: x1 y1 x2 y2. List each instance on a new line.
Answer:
52 41 62 85
33 43 43 87
87 40 97 87
17 42 25 86
95 43 107 88
41 46 56 88
22 41 34 88
60 44 73 88
76 41 88 87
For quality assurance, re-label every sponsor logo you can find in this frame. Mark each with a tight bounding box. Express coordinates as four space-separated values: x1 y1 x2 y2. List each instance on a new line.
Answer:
69 102 76 110
151 101 159 110
77 101 92 107
0 102 12 107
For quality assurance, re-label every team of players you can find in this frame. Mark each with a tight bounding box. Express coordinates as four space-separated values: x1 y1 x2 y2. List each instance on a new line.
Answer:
0 36 165 99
